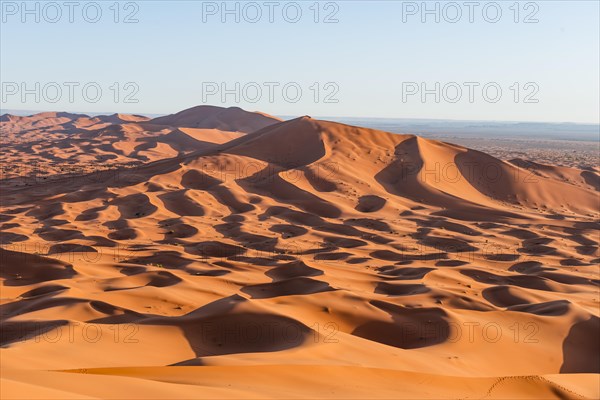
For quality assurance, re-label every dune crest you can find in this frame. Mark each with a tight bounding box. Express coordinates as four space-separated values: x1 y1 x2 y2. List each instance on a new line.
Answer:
149 105 281 132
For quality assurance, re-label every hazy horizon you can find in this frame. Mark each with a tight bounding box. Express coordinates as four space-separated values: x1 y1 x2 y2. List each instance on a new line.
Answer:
3 106 600 127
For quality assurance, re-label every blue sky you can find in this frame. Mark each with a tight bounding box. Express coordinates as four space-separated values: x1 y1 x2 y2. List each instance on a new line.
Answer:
1 0 599 123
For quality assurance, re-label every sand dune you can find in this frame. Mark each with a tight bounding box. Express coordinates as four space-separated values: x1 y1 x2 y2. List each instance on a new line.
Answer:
0 107 255 186
149 105 282 132
1 109 599 399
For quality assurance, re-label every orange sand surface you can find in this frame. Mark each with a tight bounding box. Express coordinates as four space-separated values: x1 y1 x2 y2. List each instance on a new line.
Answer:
1 107 598 399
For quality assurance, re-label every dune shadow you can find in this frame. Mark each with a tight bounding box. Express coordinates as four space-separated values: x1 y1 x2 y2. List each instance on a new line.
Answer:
141 295 312 357
355 195 386 213
377 266 435 280
0 249 76 286
560 316 600 373
352 300 448 349
1 320 69 347
375 282 430 297
241 277 334 299
460 269 553 292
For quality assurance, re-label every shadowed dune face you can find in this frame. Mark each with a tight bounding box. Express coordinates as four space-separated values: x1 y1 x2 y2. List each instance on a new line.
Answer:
560 316 600 373
352 302 450 349
0 249 76 286
1 112 599 399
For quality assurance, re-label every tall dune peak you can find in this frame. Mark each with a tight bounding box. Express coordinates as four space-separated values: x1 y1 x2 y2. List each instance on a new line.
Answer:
149 105 281 133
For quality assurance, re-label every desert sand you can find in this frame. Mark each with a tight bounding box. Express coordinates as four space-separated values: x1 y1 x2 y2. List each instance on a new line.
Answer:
1 106 598 399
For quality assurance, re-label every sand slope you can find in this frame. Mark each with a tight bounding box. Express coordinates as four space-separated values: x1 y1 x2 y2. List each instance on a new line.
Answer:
1 112 599 399
0 106 277 185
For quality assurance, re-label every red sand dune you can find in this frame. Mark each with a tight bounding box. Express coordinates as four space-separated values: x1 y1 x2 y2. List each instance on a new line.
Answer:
150 105 282 132
0 106 271 185
1 108 598 399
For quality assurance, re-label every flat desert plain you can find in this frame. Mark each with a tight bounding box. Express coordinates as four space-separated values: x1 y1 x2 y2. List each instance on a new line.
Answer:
1 106 599 399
